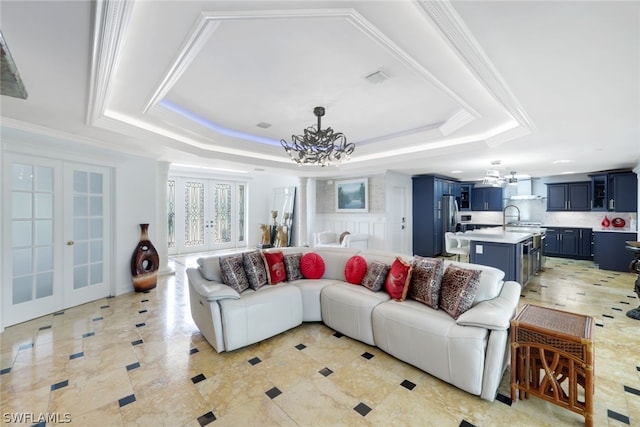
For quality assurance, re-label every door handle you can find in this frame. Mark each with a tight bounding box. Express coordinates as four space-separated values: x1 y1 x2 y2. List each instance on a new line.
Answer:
67 241 74 245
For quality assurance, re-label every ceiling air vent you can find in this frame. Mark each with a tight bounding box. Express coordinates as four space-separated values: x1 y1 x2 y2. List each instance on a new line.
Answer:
364 69 390 84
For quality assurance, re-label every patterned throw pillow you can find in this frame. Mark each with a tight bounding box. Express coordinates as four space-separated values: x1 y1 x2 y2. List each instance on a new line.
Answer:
439 265 482 319
384 257 413 301
300 253 325 279
261 251 287 284
284 253 304 281
243 250 268 290
344 255 367 285
219 254 250 293
408 256 444 309
361 261 389 292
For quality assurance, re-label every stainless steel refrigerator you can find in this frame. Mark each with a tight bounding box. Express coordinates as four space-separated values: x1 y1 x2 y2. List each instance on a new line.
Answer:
442 194 459 255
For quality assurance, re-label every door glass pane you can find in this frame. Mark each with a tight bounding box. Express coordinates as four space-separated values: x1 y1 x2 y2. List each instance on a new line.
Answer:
90 219 103 238
74 265 88 289
35 166 53 192
12 164 33 191
36 272 53 298
35 193 53 218
90 196 102 216
168 180 175 249
12 192 32 218
74 218 88 240
35 246 53 271
74 195 88 216
35 220 53 245
12 248 32 276
184 181 204 246
214 183 231 243
74 242 89 265
74 171 88 193
90 173 102 194
90 263 103 285
12 221 32 247
13 276 32 304
90 241 103 262
238 184 245 242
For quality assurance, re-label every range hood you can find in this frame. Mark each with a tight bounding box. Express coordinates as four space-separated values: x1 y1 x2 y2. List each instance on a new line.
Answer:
509 179 543 200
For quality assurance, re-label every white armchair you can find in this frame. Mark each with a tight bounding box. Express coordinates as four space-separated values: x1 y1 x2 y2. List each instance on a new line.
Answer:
445 232 470 261
314 231 368 250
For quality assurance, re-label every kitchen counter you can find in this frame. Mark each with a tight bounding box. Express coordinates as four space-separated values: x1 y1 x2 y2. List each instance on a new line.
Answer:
460 227 535 244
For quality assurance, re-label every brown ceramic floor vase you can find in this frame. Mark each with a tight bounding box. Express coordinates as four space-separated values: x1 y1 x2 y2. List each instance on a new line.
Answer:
131 223 159 292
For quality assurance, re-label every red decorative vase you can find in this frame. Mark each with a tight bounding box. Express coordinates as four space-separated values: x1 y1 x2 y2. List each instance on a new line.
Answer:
131 223 159 292
601 215 610 228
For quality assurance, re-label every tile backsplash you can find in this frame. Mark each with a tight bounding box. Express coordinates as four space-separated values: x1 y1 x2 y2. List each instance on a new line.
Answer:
465 198 637 232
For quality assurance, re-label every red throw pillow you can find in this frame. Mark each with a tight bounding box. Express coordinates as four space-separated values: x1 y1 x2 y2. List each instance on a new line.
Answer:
261 251 286 284
300 253 325 279
384 257 413 301
344 255 367 284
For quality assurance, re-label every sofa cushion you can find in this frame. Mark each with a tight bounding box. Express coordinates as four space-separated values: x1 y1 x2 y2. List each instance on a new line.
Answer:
284 252 304 281
384 257 413 301
344 255 367 284
361 260 389 292
408 256 444 309
243 250 268 290
261 250 287 284
300 252 325 279
197 256 222 282
219 254 250 293
439 265 482 319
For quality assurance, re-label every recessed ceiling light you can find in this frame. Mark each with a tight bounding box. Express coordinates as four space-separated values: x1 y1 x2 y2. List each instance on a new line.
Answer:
560 171 575 175
450 170 463 174
553 160 572 164
256 122 271 128
364 69 390 84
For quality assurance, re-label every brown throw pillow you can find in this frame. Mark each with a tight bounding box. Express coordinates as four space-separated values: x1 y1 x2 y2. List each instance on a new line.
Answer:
361 261 389 292
439 265 482 319
219 254 250 293
243 250 268 290
284 253 304 281
408 256 444 309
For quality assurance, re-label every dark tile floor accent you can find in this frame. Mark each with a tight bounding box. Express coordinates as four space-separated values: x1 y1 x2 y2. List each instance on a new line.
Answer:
400 379 416 390
496 393 512 406
136 322 145 327
39 325 52 330
295 343 306 350
82 332 95 338
118 394 136 408
266 387 282 399
50 380 68 391
248 357 262 366
1 367 12 375
69 351 84 360
197 411 216 426
138 309 148 314
361 351 374 360
189 348 199 355
319 367 333 377
92 316 103 321
624 385 640 396
459 420 476 427
333 332 344 338
131 339 144 346
608 409 630 424
191 373 206 384
353 402 372 417
126 362 140 371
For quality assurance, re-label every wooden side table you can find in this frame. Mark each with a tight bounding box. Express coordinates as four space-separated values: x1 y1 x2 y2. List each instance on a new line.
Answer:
511 304 595 426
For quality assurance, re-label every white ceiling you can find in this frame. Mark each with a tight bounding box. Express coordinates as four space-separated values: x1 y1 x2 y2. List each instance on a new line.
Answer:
1 0 639 182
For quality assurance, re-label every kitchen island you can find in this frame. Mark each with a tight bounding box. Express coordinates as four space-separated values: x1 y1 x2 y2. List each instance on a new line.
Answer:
459 227 539 285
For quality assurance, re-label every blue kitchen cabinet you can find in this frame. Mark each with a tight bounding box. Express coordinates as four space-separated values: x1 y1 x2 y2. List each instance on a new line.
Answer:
546 182 590 211
609 172 638 212
471 187 503 211
590 174 608 211
459 184 472 211
413 175 455 257
594 231 636 271
544 227 591 259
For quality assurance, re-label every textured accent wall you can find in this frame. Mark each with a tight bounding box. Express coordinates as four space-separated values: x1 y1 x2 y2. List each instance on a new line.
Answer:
315 175 385 214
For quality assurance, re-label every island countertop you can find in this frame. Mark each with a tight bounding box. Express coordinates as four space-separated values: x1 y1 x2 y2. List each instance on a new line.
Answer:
459 228 534 244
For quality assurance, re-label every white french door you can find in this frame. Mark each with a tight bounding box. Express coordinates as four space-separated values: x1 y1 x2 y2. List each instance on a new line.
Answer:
2 154 111 327
389 185 408 254
168 177 246 254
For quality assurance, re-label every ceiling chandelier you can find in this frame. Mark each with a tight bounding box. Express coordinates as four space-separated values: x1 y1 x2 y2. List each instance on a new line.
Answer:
280 106 355 167
482 169 505 187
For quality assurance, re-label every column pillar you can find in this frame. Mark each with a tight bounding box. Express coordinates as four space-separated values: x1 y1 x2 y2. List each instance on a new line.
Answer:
156 161 174 276
297 177 309 246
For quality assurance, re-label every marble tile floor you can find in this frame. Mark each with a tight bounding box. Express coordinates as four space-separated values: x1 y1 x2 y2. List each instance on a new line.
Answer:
1 254 639 426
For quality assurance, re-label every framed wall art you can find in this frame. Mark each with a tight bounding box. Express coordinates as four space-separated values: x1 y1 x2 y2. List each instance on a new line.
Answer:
335 178 368 212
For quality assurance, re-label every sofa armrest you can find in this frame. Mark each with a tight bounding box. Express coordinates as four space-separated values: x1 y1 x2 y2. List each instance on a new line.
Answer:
186 268 240 301
455 281 521 330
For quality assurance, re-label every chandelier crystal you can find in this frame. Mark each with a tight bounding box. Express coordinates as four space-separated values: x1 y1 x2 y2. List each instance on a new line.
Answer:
280 106 354 167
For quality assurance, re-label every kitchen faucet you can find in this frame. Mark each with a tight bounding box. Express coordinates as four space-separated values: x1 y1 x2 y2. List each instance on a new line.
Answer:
503 204 520 230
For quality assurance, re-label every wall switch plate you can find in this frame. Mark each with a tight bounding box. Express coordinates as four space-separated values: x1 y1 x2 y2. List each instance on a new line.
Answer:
476 245 483 254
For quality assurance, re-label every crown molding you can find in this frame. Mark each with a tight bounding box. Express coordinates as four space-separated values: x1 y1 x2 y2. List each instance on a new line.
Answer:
87 0 135 125
418 0 535 133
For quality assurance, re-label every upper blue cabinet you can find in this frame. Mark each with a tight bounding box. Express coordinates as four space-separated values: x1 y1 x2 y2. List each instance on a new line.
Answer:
546 182 590 211
590 171 637 212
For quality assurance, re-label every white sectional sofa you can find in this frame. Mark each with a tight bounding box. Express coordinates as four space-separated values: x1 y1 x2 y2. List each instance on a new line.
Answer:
186 246 521 401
